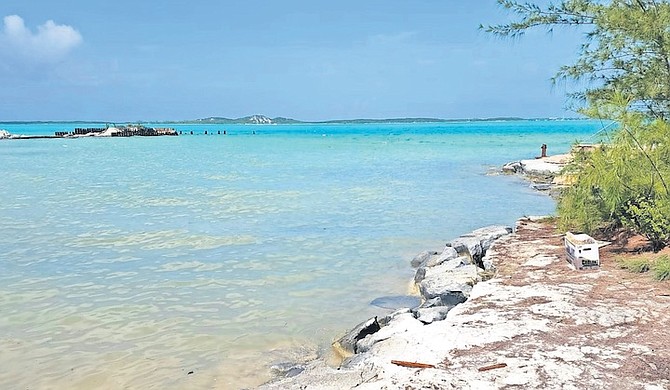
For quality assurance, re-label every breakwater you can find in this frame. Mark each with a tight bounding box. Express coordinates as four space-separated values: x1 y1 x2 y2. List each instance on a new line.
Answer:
57 125 178 137
0 127 243 139
334 225 513 356
1 125 178 139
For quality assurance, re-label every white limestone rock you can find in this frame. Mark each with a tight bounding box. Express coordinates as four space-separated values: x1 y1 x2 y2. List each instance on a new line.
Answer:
520 158 563 174
415 306 453 324
471 225 513 252
410 250 438 268
449 225 512 265
356 311 423 353
426 247 460 267
419 264 480 305
502 161 523 173
335 316 381 355
449 236 483 260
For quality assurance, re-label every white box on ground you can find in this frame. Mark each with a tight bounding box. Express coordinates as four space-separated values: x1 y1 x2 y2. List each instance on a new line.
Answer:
564 232 600 270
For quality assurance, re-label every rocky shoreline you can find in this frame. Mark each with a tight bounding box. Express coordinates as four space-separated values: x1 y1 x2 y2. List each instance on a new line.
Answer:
258 222 520 389
501 153 572 197
257 158 558 389
261 219 532 389
257 153 669 389
333 225 514 359
260 217 670 390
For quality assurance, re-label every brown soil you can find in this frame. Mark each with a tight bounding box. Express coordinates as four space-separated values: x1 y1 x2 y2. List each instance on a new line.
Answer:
599 229 656 255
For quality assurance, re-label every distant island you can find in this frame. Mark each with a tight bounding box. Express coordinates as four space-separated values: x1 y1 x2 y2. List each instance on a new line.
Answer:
0 115 586 126
179 114 583 125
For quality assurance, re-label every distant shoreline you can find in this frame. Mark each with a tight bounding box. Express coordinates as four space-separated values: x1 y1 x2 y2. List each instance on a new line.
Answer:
0 116 588 126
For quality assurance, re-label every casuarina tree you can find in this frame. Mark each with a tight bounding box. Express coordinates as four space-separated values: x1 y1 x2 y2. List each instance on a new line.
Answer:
487 0 670 249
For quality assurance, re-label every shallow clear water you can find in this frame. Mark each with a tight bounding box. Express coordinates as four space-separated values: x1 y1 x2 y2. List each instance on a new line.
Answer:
0 121 603 388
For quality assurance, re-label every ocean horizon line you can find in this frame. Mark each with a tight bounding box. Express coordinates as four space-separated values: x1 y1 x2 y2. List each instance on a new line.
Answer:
0 115 588 126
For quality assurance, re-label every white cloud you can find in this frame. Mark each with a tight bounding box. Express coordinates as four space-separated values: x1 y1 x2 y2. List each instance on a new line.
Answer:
1 15 83 63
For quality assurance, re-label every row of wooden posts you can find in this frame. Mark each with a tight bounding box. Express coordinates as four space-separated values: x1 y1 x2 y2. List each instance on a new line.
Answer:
53 129 259 137
178 130 256 135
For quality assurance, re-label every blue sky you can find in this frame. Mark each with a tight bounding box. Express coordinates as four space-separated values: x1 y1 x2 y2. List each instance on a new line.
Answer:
0 1 586 121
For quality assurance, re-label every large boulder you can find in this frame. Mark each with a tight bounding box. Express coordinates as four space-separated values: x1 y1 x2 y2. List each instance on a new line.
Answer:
471 225 513 252
425 246 459 267
419 264 480 305
377 308 412 327
414 306 453 324
449 236 482 261
502 161 523 173
410 250 437 268
449 225 512 267
356 311 422 353
433 255 467 270
334 316 381 355
520 158 563 175
414 255 466 284
410 296 458 323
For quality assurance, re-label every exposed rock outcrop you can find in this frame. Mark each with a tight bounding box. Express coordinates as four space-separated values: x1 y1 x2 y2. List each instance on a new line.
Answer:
246 115 274 124
410 250 438 268
503 153 573 196
448 225 513 267
334 317 381 355
328 225 513 368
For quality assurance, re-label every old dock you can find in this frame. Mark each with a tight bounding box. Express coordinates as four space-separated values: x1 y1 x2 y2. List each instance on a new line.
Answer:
0 126 244 140
55 125 178 138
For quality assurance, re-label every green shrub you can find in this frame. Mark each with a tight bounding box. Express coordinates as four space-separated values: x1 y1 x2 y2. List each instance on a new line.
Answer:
556 99 670 251
652 255 670 281
623 197 670 252
557 184 609 235
616 256 652 273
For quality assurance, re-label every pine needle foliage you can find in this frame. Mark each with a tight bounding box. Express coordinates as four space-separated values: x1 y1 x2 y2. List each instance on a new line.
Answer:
558 96 670 250
485 0 670 119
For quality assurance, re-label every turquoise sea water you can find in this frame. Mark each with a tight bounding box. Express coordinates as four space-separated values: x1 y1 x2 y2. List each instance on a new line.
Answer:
0 120 603 389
